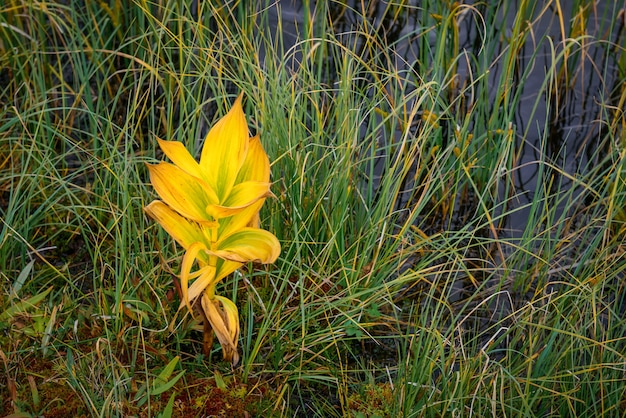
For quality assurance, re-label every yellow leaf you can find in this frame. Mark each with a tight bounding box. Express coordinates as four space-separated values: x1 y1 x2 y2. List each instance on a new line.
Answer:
236 134 270 184
199 93 249 201
201 293 240 365
210 228 281 263
147 162 219 223
144 201 214 253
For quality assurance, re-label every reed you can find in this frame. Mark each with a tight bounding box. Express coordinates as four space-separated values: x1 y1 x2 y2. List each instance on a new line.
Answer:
1 1 624 416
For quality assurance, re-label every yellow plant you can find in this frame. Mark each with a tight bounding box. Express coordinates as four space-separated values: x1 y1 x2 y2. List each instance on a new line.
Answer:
145 94 280 364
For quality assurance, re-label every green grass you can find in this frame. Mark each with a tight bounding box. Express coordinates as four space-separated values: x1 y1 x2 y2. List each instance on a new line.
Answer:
1 0 625 416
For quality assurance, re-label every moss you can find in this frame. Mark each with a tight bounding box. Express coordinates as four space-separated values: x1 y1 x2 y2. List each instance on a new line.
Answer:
347 383 396 418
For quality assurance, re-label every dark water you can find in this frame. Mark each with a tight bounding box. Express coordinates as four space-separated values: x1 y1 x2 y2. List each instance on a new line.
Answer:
263 1 623 240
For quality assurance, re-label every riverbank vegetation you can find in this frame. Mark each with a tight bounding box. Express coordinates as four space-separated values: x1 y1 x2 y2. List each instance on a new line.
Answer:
1 1 625 416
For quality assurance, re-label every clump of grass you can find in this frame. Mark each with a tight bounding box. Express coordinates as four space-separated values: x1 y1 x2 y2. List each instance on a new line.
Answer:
1 1 625 416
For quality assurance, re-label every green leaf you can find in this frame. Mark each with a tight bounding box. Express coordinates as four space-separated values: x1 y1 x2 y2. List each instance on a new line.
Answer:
0 286 54 322
214 370 227 390
151 370 185 396
158 392 177 418
153 356 179 386
12 259 35 298
136 357 185 407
